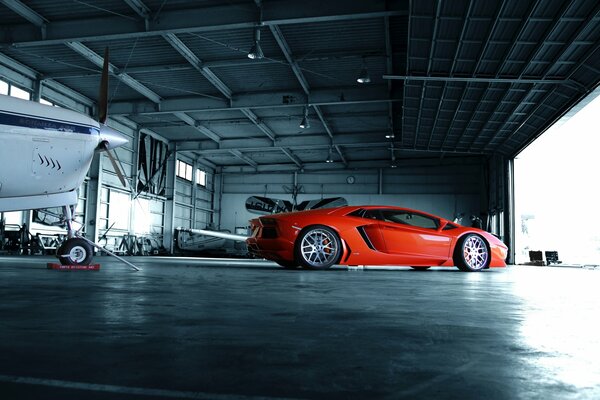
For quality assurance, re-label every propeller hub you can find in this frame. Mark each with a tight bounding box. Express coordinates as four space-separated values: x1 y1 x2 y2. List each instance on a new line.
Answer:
98 125 128 151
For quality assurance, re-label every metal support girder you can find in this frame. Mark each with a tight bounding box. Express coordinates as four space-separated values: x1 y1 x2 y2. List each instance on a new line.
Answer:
123 0 151 19
163 33 232 99
465 0 548 152
383 75 572 85
215 155 483 174
269 24 334 141
494 5 600 154
313 106 333 139
173 131 489 156
281 147 303 168
412 0 442 149
269 25 310 94
483 0 599 153
239 108 276 141
0 0 47 36
46 50 386 80
229 149 258 168
173 112 221 143
438 0 508 151
427 0 474 150
108 86 396 116
65 41 162 104
334 145 348 166
384 15 395 145
3 0 407 47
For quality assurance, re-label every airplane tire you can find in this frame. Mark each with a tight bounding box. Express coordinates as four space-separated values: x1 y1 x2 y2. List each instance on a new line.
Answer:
57 238 93 265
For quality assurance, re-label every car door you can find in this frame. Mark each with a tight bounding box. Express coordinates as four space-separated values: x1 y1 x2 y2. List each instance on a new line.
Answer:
377 209 452 263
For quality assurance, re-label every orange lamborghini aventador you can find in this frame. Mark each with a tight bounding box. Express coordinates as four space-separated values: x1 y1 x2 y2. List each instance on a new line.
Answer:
246 205 508 272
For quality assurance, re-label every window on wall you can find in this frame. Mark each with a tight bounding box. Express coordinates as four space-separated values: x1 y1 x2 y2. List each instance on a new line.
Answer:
176 160 193 181
196 168 206 187
0 80 8 95
40 98 53 106
9 85 30 100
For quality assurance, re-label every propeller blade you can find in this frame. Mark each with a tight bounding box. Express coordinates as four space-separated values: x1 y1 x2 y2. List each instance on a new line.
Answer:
105 147 128 188
98 47 109 124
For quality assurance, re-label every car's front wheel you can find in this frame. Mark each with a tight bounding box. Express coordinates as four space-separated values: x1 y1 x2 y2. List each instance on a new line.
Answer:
454 234 490 272
295 225 341 270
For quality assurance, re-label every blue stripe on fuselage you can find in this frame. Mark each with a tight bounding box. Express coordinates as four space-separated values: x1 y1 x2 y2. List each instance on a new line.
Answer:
0 110 99 135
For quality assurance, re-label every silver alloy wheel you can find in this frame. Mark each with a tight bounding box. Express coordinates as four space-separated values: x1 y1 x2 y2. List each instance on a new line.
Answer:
67 245 88 264
300 228 339 268
462 235 488 270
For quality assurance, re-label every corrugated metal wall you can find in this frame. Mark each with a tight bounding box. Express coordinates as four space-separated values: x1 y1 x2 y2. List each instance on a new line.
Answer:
218 158 487 232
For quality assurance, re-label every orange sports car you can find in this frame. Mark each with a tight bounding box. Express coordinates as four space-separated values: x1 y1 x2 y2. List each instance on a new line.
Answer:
246 205 508 272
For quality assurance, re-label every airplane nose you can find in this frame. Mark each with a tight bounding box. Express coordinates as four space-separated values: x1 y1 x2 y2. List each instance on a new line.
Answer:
98 125 128 150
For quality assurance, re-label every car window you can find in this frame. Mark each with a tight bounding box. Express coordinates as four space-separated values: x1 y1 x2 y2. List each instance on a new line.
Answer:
363 209 383 220
381 210 439 229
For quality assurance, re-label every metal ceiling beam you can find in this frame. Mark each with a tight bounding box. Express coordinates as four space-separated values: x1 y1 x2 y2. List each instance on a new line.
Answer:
334 145 348 166
438 0 508 152
239 108 276 141
269 25 310 94
173 112 221 143
65 41 161 104
162 33 232 99
216 155 482 174
123 0 151 19
495 5 600 154
464 0 548 152
269 24 335 141
45 49 391 79
2 0 407 48
412 0 442 148
426 0 474 150
173 131 489 156
229 149 258 168
108 85 398 116
486 1 600 153
383 75 572 85
280 148 303 168
0 0 47 29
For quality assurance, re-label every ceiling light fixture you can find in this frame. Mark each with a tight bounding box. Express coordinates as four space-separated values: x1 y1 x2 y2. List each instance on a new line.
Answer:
299 106 310 129
385 134 395 139
248 3 264 60
357 58 371 84
248 26 264 59
326 147 334 163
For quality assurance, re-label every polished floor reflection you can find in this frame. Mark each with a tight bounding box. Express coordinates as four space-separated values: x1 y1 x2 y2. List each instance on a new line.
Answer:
0 256 599 399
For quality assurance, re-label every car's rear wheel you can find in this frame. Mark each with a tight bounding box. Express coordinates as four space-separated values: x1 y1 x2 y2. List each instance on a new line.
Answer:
276 260 300 269
295 225 341 270
454 234 490 272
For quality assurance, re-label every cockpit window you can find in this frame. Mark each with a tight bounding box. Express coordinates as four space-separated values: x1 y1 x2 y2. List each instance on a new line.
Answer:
380 210 439 229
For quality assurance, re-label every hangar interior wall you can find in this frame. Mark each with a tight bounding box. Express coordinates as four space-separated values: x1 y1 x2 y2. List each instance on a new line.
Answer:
216 158 488 234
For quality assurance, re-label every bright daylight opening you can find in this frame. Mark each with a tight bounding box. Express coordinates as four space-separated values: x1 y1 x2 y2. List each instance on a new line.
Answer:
514 87 600 266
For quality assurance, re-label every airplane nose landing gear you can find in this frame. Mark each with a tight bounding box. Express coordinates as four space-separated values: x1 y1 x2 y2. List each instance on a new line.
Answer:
55 204 140 270
56 205 92 266
57 237 93 265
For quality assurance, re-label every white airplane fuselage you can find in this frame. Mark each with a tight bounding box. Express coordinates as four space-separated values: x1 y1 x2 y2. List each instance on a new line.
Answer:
0 94 115 212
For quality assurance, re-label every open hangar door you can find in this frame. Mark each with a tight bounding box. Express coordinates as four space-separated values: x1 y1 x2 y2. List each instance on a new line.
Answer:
514 87 600 267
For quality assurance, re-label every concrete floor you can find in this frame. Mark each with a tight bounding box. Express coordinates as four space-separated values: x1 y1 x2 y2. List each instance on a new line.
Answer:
0 256 599 400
